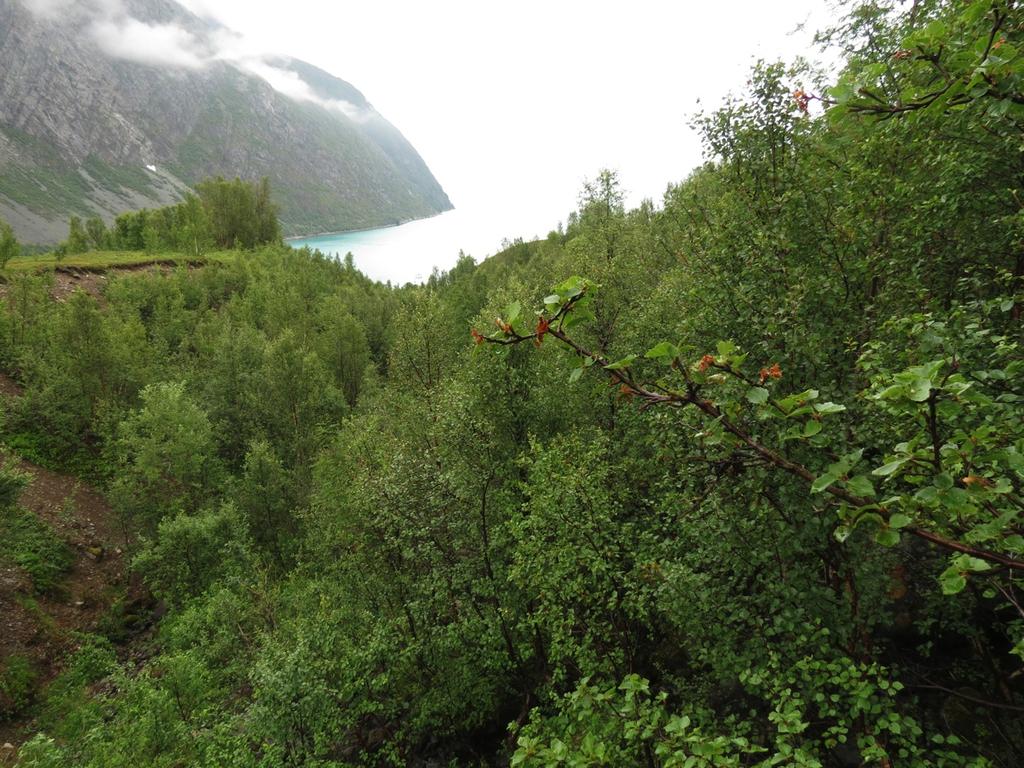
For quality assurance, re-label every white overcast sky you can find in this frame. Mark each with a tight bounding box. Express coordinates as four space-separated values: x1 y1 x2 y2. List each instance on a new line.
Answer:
180 0 836 235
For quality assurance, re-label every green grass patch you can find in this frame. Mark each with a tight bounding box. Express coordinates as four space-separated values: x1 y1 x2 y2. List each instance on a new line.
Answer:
15 593 60 641
4 249 239 272
36 635 117 738
0 653 38 720
2 431 63 469
0 430 105 483
0 505 74 594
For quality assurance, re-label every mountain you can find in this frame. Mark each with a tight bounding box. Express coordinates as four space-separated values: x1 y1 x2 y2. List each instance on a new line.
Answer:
0 0 452 243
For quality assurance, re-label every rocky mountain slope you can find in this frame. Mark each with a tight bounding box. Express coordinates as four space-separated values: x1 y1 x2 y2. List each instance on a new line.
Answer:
0 0 452 243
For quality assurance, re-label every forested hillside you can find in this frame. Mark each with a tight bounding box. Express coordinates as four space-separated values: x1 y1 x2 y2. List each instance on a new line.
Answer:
0 0 1023 766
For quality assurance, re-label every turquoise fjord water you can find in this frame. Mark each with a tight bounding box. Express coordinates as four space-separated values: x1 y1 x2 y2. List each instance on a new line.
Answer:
286 206 554 285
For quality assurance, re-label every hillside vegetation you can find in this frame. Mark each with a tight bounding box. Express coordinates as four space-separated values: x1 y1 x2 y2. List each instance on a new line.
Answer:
1 1 1023 766
0 176 281 273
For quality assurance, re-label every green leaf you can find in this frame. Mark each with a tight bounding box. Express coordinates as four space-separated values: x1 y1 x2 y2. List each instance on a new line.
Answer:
876 384 905 400
940 568 967 595
746 387 769 404
568 367 583 383
832 449 864 477
1004 535 1024 554
555 276 586 298
811 473 837 494
908 378 932 402
846 475 876 498
888 513 911 530
665 715 691 735
716 340 737 357
814 402 846 415
778 389 819 413
505 301 521 326
802 419 823 438
873 459 907 477
875 528 900 547
645 342 679 362
954 554 991 573
604 355 637 371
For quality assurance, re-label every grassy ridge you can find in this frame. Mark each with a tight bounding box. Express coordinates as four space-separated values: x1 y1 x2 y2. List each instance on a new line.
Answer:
4 249 242 273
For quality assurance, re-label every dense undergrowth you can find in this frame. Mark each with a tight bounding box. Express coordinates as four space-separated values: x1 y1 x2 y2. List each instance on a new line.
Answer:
1 1 1023 765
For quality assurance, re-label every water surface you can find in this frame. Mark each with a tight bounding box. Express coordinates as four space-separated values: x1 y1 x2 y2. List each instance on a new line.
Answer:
287 206 556 284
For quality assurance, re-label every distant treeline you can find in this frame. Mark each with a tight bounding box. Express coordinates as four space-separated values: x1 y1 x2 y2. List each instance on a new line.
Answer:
57 176 281 258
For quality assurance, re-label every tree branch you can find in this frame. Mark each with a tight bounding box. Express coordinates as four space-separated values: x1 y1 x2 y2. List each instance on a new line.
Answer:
482 314 1024 572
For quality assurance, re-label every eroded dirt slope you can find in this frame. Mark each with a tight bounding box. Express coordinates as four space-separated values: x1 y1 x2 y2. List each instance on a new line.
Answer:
0 456 128 752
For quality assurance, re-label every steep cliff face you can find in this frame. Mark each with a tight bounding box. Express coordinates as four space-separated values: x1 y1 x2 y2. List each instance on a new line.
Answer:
0 0 452 242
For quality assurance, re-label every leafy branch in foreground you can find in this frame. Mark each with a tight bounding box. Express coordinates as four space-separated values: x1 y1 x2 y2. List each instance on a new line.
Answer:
474 277 1024 588
834 0 1024 121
